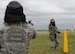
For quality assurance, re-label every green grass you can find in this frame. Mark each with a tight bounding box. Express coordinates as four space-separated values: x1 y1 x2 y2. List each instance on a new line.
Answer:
28 31 75 54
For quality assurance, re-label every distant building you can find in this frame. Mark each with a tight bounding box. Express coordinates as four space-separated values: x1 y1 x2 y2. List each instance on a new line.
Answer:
71 29 74 31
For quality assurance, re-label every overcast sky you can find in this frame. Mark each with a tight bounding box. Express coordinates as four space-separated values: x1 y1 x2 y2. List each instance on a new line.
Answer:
0 0 75 30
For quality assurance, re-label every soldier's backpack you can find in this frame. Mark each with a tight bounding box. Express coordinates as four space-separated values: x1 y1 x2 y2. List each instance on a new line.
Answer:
3 26 28 54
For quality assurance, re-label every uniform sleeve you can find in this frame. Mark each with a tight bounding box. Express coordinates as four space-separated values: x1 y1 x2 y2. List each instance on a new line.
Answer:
48 24 51 33
27 24 37 40
55 26 59 33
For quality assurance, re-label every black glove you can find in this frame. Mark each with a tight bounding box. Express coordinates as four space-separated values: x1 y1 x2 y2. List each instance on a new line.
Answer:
58 31 60 33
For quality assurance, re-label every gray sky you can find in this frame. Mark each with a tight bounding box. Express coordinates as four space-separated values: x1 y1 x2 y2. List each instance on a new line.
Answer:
0 0 75 30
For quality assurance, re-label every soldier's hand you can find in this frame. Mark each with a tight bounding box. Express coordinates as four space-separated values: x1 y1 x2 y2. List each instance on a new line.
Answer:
58 31 60 34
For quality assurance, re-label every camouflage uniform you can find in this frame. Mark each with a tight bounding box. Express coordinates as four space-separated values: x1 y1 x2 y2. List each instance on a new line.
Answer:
0 23 36 54
48 20 59 48
49 25 59 35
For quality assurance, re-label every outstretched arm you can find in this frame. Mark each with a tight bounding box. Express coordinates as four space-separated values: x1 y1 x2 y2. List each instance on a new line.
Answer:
55 26 60 33
27 24 37 41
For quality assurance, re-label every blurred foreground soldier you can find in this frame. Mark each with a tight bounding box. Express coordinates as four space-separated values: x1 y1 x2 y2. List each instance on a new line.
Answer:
48 19 60 49
0 1 36 54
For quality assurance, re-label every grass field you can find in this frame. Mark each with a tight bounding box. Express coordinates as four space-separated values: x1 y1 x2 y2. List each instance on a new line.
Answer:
28 31 75 54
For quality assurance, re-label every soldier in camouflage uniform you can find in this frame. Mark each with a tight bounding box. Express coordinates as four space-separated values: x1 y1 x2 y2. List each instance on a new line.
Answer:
48 19 60 49
0 1 36 54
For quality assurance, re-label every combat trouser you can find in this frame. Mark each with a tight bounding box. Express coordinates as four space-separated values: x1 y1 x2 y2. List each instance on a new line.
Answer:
50 34 59 48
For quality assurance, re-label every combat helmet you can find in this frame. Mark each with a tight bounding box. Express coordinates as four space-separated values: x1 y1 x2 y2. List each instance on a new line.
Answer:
50 19 56 26
4 1 26 24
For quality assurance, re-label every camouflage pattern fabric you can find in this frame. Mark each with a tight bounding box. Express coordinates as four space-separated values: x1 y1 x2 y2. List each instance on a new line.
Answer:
49 25 58 35
48 25 59 48
0 23 36 54
3 25 29 54
23 24 36 41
